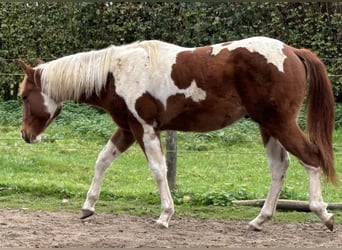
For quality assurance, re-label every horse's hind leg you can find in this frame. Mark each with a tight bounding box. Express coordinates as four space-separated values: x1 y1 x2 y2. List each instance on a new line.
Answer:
271 123 334 231
81 128 135 219
249 128 289 231
302 163 334 231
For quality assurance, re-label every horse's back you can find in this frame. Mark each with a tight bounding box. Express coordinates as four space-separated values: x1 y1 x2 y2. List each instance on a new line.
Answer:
158 37 307 131
224 42 307 126
112 37 307 132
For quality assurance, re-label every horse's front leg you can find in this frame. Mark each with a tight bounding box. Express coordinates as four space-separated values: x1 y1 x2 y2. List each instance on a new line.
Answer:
139 125 174 228
81 128 135 219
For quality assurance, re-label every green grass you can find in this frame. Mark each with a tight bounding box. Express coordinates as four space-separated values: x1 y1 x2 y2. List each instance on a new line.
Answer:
1 100 342 224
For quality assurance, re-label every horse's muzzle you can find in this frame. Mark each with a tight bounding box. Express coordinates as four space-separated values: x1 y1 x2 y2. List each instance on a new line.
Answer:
21 130 41 144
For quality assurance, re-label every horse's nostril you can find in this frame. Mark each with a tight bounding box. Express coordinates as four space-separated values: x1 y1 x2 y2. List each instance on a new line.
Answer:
21 130 30 143
20 130 25 139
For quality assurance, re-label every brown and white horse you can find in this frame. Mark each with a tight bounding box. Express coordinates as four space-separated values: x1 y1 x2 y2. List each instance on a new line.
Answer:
18 36 337 231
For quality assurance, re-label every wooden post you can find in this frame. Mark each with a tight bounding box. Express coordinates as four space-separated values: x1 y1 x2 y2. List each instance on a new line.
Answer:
166 131 177 190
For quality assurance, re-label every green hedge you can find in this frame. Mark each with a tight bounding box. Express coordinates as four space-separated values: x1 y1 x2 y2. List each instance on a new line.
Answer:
0 2 341 100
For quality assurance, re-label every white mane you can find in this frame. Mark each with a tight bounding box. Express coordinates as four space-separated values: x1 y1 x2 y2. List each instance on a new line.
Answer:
37 40 183 103
38 46 116 102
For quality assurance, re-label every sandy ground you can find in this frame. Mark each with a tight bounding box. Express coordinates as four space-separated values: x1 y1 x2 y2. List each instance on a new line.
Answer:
0 208 341 248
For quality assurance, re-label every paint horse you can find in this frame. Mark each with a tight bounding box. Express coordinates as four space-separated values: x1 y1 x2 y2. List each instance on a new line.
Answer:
18 36 337 231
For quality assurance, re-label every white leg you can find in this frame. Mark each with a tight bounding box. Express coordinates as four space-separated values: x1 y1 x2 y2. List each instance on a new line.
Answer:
142 127 174 228
81 140 121 218
303 163 334 231
249 137 289 231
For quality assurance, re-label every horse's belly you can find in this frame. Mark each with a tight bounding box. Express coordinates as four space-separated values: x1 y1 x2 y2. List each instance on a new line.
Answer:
162 106 247 132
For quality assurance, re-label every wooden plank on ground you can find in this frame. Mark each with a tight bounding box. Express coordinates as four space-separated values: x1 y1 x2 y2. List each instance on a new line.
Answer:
233 199 342 212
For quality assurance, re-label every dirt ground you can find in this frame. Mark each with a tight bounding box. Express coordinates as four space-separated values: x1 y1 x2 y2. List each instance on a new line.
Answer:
0 208 341 248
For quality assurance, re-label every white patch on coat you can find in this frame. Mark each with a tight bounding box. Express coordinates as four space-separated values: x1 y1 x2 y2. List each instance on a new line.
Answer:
211 36 287 72
42 93 59 118
143 79 206 108
181 80 206 102
31 134 42 144
112 41 205 122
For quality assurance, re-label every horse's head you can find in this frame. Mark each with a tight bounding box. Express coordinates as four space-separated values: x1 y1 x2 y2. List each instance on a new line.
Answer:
18 60 62 143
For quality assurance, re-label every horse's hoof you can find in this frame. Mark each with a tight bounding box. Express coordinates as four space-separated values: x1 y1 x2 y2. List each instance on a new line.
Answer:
324 215 334 231
247 221 262 232
80 209 94 219
156 219 169 229
247 224 262 232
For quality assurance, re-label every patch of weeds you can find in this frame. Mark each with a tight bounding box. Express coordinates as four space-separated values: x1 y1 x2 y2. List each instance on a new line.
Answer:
0 100 22 126
172 184 250 207
280 186 307 200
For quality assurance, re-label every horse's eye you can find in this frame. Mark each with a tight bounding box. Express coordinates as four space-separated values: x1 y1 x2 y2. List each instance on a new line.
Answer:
22 96 28 101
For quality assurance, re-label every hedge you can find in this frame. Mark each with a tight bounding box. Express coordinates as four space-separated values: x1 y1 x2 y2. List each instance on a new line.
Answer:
0 2 340 101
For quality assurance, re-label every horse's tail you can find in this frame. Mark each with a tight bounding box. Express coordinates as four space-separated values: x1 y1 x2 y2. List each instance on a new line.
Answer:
294 48 338 185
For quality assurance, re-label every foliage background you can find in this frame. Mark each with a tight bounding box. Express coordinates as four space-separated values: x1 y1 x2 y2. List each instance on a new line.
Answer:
0 2 341 101
0 3 342 222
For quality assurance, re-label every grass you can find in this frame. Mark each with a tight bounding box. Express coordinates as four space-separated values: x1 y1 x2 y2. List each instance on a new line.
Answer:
1 100 342 224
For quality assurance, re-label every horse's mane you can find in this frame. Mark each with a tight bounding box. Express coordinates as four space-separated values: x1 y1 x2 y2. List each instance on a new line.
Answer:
37 40 169 103
38 46 116 102
137 40 163 71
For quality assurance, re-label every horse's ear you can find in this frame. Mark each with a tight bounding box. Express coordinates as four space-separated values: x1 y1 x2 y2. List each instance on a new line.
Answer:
37 59 45 65
17 59 34 77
